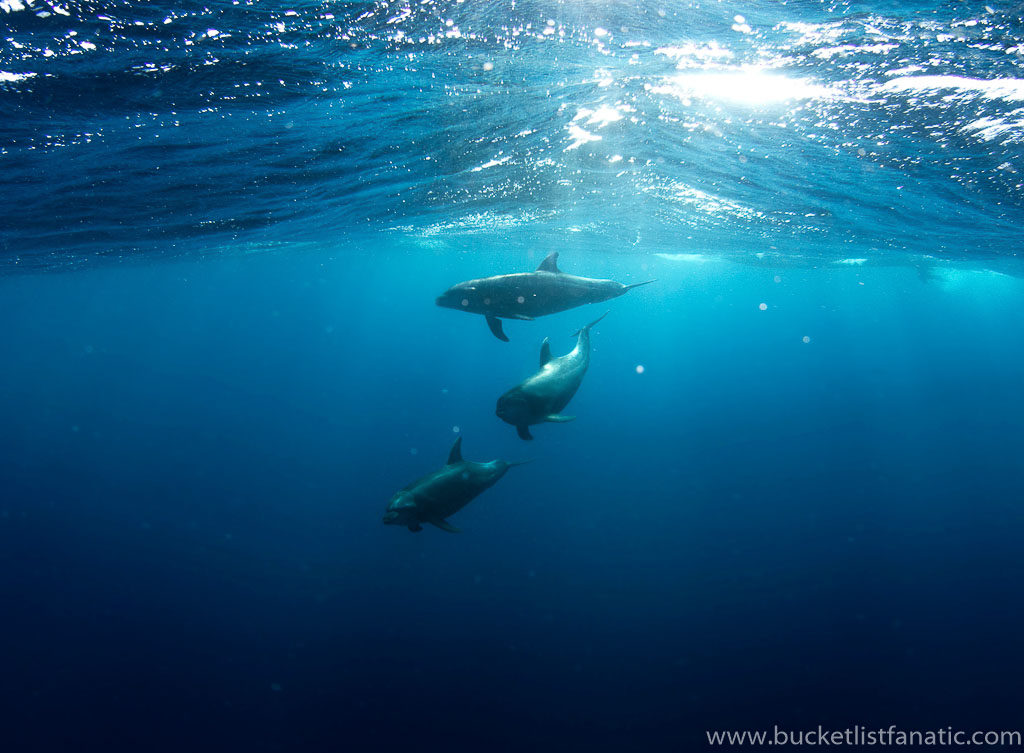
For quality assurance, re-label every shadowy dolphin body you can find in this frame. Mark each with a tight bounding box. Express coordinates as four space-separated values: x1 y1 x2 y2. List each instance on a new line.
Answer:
382 437 525 532
496 312 608 440
436 252 653 341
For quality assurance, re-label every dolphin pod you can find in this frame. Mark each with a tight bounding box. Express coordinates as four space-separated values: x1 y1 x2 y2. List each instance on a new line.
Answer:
435 250 653 341
384 254 650 532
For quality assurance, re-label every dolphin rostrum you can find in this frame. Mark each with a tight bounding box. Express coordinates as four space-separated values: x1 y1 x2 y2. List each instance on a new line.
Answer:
495 312 608 440
435 252 653 341
382 437 525 532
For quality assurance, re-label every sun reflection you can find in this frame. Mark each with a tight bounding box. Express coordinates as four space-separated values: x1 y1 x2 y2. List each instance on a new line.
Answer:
651 68 837 106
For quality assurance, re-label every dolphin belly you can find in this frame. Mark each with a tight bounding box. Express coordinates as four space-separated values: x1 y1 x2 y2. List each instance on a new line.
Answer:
517 361 586 423
410 472 486 521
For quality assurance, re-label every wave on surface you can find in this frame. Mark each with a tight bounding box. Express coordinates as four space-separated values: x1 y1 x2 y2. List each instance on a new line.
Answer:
1 0 1023 270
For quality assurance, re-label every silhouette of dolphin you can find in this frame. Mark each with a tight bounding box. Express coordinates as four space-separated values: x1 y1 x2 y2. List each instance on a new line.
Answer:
382 437 526 533
496 312 607 440
436 252 653 341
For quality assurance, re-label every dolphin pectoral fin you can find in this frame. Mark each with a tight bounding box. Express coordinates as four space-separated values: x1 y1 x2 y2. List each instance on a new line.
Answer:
539 338 552 368
408 523 424 533
486 315 509 342
429 518 461 533
544 414 576 423
536 251 561 273
516 425 534 441
507 313 534 321
447 436 463 465
624 279 656 291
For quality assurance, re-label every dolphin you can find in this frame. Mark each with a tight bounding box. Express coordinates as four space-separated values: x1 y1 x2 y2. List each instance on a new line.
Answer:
496 312 608 440
435 251 653 341
382 437 525 533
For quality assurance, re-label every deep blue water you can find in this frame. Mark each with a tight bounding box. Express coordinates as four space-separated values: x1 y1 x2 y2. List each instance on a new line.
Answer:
3 1 1024 751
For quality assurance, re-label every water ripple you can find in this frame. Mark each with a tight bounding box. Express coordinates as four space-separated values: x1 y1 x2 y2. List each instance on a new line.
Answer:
2 0 1023 270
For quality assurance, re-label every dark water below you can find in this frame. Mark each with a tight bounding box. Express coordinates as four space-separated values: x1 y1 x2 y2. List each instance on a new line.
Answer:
3 241 1023 751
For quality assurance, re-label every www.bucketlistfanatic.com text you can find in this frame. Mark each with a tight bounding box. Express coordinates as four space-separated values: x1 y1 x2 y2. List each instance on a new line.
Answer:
706 726 1022 746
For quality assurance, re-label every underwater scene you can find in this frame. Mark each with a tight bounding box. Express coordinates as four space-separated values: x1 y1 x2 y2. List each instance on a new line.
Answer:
2 0 1024 751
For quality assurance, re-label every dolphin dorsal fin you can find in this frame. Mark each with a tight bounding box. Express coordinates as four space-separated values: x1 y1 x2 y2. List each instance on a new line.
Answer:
539 337 552 367
447 436 463 465
536 252 561 273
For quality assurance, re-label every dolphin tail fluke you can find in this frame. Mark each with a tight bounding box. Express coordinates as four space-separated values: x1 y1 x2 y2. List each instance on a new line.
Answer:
571 310 610 338
486 315 509 342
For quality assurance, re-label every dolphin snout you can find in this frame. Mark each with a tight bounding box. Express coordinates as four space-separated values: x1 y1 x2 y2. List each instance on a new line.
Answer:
436 292 458 309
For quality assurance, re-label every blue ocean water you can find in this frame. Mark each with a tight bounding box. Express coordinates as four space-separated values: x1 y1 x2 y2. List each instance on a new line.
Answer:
3 1 1024 751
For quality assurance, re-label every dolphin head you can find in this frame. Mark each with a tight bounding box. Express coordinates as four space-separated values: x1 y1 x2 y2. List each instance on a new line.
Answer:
435 281 483 313
495 390 531 428
382 492 419 529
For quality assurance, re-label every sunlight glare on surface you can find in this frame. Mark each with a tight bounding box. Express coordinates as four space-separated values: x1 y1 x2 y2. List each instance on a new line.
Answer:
652 68 838 106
